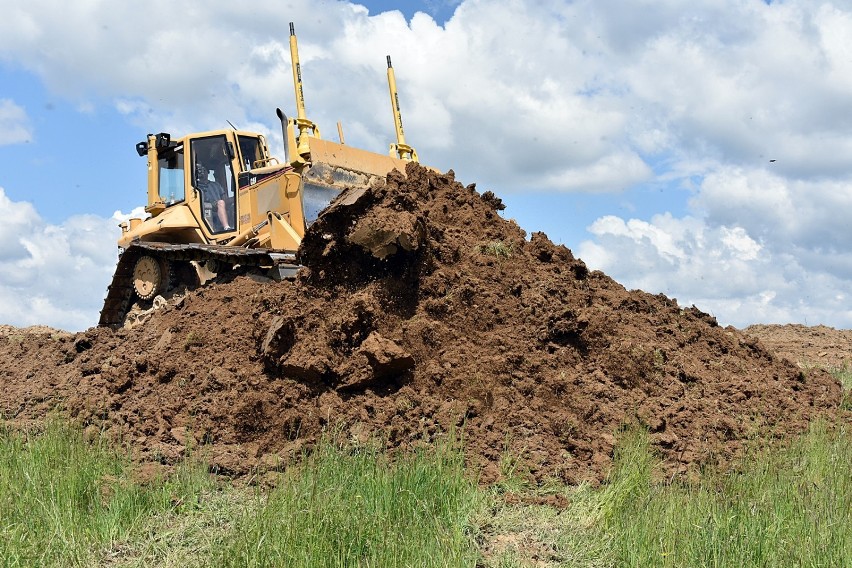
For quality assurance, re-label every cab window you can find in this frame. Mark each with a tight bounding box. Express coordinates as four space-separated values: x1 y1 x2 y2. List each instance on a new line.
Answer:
238 135 264 171
158 144 185 205
191 135 237 233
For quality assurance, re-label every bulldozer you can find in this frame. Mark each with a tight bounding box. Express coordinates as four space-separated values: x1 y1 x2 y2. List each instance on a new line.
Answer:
99 23 418 327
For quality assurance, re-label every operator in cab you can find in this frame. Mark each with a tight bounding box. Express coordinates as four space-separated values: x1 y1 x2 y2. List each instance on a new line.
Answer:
195 163 232 231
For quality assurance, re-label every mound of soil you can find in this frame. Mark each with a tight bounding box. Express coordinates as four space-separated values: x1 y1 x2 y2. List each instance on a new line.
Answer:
0 164 845 484
744 324 852 370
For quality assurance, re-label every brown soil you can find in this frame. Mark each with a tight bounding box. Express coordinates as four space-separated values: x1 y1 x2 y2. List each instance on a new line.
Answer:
743 324 852 370
0 164 846 484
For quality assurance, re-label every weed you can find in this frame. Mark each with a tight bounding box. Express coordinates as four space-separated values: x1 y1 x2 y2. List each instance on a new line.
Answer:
495 435 531 494
653 348 666 372
594 422 852 567
3 419 849 567
213 433 482 567
829 362 852 409
0 419 214 567
479 240 513 259
480 423 852 567
183 332 204 350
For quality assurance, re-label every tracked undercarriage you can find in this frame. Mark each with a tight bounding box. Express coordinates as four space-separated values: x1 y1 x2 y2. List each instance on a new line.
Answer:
98 242 297 327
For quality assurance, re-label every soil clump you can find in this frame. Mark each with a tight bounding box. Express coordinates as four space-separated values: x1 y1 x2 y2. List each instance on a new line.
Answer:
0 163 845 484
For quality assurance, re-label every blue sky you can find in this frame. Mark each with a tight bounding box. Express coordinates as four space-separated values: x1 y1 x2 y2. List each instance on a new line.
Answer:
1 0 851 331
0 68 141 221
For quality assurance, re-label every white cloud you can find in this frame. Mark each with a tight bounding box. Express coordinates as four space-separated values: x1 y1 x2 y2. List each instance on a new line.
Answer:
0 0 654 192
0 187 120 331
2 1 851 187
0 99 32 145
578 204 852 328
543 153 653 193
694 168 852 254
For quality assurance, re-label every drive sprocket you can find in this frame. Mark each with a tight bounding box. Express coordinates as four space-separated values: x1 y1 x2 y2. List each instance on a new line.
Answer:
132 255 171 301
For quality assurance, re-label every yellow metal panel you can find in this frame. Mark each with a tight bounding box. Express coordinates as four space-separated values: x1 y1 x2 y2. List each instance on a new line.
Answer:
307 137 410 178
254 178 289 218
118 204 204 248
268 212 302 251
235 169 305 248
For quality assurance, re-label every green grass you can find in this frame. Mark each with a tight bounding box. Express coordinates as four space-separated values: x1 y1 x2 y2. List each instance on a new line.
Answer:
479 423 852 567
0 420 213 567
0 424 483 567
478 240 514 258
214 435 483 567
600 423 851 567
830 362 852 409
2 419 849 567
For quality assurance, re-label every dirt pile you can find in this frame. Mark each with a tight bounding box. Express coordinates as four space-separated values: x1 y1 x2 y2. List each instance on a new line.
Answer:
0 163 845 483
744 324 852 370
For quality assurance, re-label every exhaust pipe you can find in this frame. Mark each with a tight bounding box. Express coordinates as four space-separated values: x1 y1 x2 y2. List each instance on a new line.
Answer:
276 108 290 164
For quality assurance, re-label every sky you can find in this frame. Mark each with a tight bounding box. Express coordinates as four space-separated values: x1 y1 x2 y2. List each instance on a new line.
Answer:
1 0 851 332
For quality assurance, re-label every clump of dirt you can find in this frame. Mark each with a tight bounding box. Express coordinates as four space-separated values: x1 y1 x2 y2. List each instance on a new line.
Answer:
0 163 845 484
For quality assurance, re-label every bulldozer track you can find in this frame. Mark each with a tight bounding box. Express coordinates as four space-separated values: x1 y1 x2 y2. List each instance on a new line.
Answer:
98 242 297 327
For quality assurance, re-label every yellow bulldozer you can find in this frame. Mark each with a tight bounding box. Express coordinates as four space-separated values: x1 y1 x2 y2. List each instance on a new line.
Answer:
99 23 418 326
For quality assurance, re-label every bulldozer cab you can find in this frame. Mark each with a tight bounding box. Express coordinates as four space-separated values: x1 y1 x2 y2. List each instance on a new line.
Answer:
136 130 281 225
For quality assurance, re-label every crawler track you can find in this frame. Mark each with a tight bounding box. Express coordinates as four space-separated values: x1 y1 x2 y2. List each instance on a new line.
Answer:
98 242 298 327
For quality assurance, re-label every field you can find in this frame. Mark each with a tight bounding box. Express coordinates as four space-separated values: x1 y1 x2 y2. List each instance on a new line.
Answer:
1 410 848 566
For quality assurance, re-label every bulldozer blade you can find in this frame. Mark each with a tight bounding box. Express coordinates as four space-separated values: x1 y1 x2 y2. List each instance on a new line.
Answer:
308 137 410 179
301 136 413 222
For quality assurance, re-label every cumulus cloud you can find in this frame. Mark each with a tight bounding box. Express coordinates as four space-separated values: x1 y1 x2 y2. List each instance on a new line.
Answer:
0 187 120 331
694 169 852 255
577 200 852 329
0 0 653 191
0 99 32 145
578 213 774 321
4 1 850 189
1 0 852 327
2 3 850 168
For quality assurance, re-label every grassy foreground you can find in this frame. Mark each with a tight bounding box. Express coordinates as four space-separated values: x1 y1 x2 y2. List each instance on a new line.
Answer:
0 424 482 567
0 421 212 566
0 419 849 567
217 437 481 567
